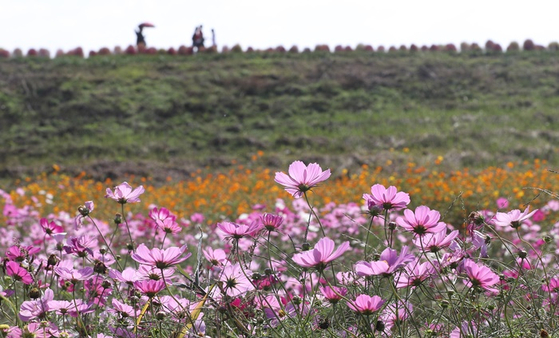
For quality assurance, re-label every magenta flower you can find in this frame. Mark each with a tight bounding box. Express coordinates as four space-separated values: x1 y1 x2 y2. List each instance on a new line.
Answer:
109 299 138 318
274 161 331 198
413 230 459 253
39 218 64 236
6 261 33 285
105 182 145 204
355 246 415 277
292 237 350 271
462 259 500 293
319 286 347 304
217 221 263 240
347 294 385 315
134 279 166 298
131 243 191 269
396 206 447 236
363 184 410 211
492 206 538 229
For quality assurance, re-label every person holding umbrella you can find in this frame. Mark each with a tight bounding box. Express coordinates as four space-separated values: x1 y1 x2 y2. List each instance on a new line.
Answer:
136 22 155 48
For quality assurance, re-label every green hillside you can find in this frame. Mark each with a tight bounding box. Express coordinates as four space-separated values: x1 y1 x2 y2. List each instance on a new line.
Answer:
1 50 559 183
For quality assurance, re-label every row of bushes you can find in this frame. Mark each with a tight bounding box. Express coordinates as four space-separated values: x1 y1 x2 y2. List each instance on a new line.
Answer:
0 39 555 59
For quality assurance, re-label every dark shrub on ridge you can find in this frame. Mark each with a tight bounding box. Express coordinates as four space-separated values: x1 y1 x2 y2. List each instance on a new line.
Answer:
125 45 137 55
506 42 520 52
288 45 299 53
27 48 38 57
523 39 535 51
0 49 9 58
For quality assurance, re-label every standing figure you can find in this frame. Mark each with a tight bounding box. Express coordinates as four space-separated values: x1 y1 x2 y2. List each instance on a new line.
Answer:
136 25 146 48
135 22 155 48
211 29 216 48
192 25 205 51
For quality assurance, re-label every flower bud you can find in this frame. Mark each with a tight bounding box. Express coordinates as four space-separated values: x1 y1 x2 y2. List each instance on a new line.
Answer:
518 250 527 259
114 214 122 225
264 268 273 276
77 206 90 217
388 221 396 231
302 243 310 251
375 320 385 332
156 312 165 320
28 288 41 299
94 262 107 274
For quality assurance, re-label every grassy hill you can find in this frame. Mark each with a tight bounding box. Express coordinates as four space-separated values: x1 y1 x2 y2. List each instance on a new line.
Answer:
1 50 559 184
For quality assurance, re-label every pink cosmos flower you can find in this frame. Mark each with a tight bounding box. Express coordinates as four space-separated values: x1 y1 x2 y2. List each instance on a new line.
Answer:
492 206 538 229
220 263 254 297
6 261 33 285
396 259 435 289
450 321 478 338
396 206 447 236
355 246 415 277
542 277 559 292
109 267 144 285
292 237 350 271
134 280 166 298
105 182 145 204
260 213 284 231
413 230 459 253
363 184 410 211
19 289 54 321
274 161 331 198
202 247 228 267
217 221 263 240
347 294 385 315
462 259 500 293
131 243 191 269
109 299 138 318
54 267 94 284
39 218 64 236
319 286 347 304
496 197 509 209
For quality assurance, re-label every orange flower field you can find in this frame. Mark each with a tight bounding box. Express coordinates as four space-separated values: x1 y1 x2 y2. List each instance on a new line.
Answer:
3 159 556 228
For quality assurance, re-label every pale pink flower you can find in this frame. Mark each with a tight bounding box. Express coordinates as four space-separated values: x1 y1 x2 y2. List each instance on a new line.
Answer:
363 184 410 211
396 206 447 236
347 294 385 314
217 221 262 240
202 247 228 267
292 237 350 270
492 206 538 229
355 247 415 277
274 161 331 198
131 243 191 269
396 259 435 289
74 201 94 228
220 263 254 297
105 182 145 204
413 230 459 253
462 259 500 293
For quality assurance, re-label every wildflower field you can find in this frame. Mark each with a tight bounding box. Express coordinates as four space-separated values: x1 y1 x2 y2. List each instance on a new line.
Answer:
1 157 559 337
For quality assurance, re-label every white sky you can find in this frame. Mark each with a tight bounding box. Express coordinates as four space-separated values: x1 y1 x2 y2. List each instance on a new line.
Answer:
1 0 559 54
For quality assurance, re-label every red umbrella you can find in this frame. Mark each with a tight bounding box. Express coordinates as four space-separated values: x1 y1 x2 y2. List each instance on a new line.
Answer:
139 22 155 28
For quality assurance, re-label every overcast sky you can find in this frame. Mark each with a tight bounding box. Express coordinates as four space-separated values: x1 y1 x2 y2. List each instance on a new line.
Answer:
1 0 558 54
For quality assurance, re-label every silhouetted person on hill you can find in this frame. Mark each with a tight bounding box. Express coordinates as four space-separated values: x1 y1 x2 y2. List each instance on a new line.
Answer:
212 29 216 47
136 25 146 47
192 25 205 51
